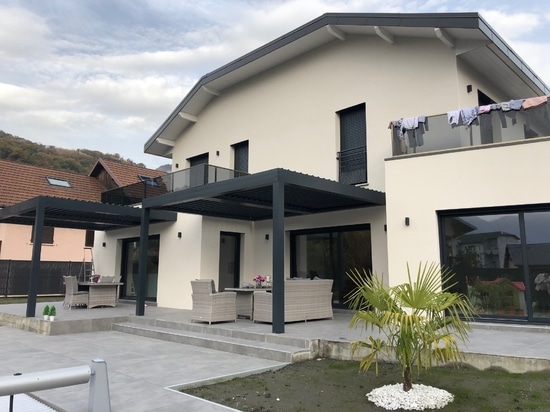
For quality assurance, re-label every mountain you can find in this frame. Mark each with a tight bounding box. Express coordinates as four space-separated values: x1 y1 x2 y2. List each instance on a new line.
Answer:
0 130 168 174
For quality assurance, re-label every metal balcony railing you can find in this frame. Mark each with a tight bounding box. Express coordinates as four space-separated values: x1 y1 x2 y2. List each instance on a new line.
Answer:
391 101 550 156
337 146 366 185
101 164 248 206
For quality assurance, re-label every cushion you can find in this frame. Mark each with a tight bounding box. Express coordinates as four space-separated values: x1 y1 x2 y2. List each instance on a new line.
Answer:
99 276 114 283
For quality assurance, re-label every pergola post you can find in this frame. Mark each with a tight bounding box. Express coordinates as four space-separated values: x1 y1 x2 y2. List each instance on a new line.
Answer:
272 180 285 333
26 201 45 317
136 207 150 316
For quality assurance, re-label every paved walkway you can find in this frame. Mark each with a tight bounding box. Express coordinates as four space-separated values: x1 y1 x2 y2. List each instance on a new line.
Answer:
1 302 550 411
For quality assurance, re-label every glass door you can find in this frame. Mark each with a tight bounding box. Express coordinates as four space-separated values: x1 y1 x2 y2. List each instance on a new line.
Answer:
121 235 160 301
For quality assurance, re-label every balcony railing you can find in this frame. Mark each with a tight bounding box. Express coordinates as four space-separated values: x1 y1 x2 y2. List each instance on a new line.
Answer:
391 102 550 156
102 164 248 206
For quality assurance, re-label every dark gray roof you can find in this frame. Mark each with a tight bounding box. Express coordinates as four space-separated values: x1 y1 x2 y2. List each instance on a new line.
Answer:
145 12 550 158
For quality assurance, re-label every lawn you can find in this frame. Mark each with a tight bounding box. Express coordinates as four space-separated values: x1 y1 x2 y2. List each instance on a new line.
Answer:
183 358 550 411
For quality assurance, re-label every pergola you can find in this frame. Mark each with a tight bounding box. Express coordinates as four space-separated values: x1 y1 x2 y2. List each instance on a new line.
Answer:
138 168 385 333
0 196 176 317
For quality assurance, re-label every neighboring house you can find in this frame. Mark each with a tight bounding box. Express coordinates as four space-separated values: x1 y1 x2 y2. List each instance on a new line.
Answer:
0 158 165 296
0 159 103 263
5 12 550 327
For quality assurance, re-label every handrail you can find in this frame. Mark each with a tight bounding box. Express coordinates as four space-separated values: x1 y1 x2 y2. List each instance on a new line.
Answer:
0 359 111 412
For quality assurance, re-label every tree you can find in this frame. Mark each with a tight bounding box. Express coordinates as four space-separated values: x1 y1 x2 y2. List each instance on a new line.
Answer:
346 262 476 392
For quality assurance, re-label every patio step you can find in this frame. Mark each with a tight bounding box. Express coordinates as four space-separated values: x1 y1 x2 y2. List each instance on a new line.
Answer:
112 320 313 363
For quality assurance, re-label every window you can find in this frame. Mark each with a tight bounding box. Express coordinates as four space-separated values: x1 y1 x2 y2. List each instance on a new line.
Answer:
85 230 95 247
138 175 160 187
31 226 54 244
232 141 249 173
338 103 367 185
187 153 209 187
440 206 550 322
46 177 71 188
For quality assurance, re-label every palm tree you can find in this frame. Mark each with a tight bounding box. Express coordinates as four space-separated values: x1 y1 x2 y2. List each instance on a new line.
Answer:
346 262 476 392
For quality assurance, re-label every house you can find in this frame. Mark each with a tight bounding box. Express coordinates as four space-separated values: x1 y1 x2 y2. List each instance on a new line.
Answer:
92 12 550 329
5 12 550 329
0 158 166 296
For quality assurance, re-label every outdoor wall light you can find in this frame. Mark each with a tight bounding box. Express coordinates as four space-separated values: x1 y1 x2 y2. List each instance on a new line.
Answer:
102 242 106 247
216 150 220 156
405 217 410 226
175 163 179 168
177 232 182 239
265 234 270 240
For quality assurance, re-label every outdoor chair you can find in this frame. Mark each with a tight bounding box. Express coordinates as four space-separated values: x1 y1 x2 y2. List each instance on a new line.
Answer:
190 279 237 324
63 276 89 309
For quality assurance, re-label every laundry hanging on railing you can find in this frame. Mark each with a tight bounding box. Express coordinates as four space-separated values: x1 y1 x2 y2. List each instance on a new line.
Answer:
447 98 528 128
388 115 428 148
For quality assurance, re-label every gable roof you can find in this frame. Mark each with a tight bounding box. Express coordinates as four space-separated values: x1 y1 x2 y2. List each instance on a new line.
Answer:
0 159 105 207
145 12 550 159
89 158 166 188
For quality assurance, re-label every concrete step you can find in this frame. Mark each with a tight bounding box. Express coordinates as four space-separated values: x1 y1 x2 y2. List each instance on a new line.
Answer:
112 320 313 363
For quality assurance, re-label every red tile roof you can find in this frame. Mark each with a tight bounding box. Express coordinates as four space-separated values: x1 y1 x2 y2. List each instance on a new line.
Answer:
0 159 106 207
89 159 166 187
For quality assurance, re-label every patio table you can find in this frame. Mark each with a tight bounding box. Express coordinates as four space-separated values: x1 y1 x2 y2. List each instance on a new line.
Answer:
225 287 271 319
79 282 123 309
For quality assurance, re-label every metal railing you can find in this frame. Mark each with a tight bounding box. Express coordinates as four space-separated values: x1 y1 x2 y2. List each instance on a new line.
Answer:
0 359 111 412
102 164 248 206
391 103 550 156
337 146 366 185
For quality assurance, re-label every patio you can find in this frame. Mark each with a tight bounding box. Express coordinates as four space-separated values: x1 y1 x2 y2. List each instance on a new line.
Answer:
2 302 550 411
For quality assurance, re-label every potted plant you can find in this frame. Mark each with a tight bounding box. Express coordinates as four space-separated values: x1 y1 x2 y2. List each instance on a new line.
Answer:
42 305 50 320
49 305 57 321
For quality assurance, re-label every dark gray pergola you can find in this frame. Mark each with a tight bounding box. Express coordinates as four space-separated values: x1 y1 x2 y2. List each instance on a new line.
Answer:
0 196 176 317
138 168 385 333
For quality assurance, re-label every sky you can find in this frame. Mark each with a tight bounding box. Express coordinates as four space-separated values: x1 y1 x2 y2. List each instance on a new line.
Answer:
1 1 549 170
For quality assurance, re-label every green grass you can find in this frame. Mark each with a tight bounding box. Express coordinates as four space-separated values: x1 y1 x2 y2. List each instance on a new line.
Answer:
183 359 550 411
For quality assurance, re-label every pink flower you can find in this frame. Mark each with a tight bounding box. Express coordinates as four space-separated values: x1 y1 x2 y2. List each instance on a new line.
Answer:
253 275 266 283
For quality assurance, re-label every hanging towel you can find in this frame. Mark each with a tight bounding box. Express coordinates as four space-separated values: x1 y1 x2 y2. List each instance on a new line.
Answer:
509 99 524 110
447 110 461 127
522 96 548 109
460 106 479 126
478 105 491 114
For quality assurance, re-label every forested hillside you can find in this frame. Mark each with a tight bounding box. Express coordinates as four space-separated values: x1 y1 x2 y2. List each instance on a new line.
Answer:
0 130 147 174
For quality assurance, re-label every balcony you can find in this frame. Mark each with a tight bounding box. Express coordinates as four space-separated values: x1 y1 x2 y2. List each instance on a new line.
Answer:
391 100 550 156
102 164 248 206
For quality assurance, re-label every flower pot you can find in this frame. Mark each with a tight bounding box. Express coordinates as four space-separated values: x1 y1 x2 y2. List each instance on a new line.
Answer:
49 316 55 321
43 315 49 320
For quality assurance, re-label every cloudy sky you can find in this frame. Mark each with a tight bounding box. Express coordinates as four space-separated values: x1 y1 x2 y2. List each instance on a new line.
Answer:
1 0 549 169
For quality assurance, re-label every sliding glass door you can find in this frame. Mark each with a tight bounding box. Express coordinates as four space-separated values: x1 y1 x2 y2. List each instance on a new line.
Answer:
291 224 371 308
121 235 160 302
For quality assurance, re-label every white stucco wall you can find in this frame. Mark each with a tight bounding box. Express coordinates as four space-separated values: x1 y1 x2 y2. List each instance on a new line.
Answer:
170 35 461 193
385 138 550 286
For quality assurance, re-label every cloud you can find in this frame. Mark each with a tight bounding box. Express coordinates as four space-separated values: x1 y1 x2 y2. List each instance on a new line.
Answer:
480 10 543 41
0 6 53 58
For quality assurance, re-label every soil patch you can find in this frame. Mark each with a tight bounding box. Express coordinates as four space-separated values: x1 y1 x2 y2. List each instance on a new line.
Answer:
183 358 550 411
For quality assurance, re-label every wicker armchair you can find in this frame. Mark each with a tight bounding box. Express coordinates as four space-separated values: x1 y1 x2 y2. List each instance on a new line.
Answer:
63 276 89 309
191 280 237 324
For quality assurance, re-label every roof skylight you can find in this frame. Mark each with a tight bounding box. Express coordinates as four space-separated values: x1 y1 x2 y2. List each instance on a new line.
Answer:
46 177 72 188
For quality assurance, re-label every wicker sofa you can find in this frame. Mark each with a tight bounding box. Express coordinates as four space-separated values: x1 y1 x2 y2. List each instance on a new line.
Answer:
253 279 333 323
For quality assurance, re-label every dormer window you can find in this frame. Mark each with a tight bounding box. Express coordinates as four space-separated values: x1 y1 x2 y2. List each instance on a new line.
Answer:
138 175 159 187
46 177 71 188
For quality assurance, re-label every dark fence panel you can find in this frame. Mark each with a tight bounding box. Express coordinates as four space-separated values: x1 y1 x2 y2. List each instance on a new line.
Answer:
0 260 85 296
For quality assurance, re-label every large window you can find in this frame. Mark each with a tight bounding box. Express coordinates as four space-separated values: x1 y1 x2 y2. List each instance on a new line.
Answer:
338 103 367 185
440 206 550 322
291 224 371 307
